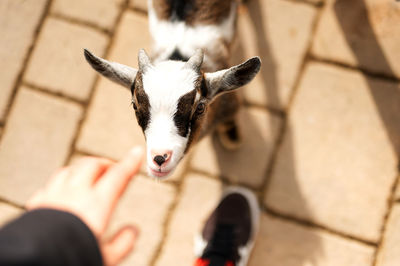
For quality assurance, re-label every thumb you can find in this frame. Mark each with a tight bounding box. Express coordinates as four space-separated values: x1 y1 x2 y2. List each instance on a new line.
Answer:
101 226 139 266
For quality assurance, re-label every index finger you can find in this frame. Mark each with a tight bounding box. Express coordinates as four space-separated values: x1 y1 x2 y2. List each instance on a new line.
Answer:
97 147 144 203
69 157 114 187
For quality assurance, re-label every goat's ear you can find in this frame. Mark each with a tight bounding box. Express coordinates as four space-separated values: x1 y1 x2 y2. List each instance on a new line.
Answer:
203 57 261 99
84 49 138 88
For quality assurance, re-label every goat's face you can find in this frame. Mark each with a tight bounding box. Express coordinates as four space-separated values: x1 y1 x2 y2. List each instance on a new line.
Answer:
132 60 204 178
84 49 261 179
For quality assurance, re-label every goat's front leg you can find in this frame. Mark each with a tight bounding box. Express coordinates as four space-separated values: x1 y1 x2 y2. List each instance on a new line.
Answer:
209 93 242 150
216 117 242 150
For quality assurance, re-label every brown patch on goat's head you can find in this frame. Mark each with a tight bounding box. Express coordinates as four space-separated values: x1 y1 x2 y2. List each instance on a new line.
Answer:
131 71 151 132
168 72 208 154
174 89 196 137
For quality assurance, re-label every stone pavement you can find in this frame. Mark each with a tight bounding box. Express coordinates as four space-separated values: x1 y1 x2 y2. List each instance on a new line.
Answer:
0 0 399 265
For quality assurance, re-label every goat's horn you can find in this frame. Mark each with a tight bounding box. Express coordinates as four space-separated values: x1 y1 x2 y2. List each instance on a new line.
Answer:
185 49 204 72
138 49 151 72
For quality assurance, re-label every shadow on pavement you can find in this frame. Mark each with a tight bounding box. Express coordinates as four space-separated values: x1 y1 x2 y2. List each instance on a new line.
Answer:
206 0 323 264
334 0 400 162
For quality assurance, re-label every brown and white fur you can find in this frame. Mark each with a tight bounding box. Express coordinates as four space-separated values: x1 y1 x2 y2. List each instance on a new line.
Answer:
84 0 261 179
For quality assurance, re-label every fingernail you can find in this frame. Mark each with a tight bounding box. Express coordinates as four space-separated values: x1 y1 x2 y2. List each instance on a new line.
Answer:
129 146 143 157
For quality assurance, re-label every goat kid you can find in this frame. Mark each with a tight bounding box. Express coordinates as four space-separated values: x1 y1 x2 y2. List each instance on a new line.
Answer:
84 0 261 179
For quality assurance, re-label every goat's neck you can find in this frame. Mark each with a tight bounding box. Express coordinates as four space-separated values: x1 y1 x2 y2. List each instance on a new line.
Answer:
148 0 237 72
152 48 230 73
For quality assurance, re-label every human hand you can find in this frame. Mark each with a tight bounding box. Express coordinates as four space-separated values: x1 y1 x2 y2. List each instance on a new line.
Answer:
26 146 144 266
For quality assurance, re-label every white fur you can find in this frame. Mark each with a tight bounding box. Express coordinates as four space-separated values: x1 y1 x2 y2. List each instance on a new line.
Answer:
148 0 237 65
142 60 199 177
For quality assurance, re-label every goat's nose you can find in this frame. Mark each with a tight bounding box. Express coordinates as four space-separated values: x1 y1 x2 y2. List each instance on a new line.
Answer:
151 150 172 166
154 155 165 166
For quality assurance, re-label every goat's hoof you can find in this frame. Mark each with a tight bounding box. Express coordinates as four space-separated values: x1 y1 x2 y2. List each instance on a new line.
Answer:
217 124 242 151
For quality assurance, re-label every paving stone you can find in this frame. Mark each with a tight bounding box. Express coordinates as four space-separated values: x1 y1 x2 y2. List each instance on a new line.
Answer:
0 203 23 227
395 176 400 201
232 0 316 110
24 17 108 101
68 152 88 165
155 174 223 266
0 87 82 205
312 0 400 79
191 107 282 188
376 204 400 266
108 11 151 68
265 62 400 243
52 0 123 30
130 0 148 12
249 213 374 266
107 175 175 266
0 0 47 122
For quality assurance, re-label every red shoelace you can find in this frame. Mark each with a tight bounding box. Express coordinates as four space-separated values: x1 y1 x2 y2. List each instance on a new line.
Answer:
194 258 234 266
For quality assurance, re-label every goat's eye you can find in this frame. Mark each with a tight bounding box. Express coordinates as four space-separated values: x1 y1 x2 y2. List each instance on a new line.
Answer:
196 103 205 114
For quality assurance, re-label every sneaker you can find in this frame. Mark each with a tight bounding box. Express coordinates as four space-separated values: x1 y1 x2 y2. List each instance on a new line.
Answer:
194 187 260 266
